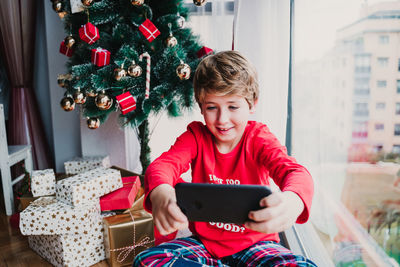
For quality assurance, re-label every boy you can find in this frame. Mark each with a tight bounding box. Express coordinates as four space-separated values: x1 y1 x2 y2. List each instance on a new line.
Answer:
134 51 316 266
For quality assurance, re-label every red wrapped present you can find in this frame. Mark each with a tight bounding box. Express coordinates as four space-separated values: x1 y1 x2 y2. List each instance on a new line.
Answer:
197 46 213 58
138 19 160 43
91 48 111 67
79 22 100 44
100 176 141 211
59 40 74 57
116 92 136 115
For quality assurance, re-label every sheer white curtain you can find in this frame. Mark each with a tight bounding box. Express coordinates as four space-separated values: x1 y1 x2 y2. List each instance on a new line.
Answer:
233 0 291 145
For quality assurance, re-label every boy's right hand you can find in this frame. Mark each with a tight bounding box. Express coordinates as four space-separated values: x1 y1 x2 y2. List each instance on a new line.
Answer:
150 184 189 236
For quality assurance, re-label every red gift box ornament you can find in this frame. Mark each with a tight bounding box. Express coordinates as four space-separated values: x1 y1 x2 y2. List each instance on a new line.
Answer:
79 22 100 44
100 176 141 211
116 92 136 114
91 48 111 67
138 19 160 43
197 46 213 58
59 40 74 57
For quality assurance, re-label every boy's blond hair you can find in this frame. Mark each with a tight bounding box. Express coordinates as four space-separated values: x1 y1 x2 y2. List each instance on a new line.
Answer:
193 50 259 108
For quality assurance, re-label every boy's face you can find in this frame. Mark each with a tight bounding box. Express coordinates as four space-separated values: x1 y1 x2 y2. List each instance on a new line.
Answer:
201 93 256 153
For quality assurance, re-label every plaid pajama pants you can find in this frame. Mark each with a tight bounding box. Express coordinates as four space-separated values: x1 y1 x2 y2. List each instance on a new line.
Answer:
133 236 317 267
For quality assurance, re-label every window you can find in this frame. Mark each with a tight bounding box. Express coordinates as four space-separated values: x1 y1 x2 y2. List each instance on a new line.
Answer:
393 145 400 154
379 35 389 44
398 58 400 71
373 144 383 152
376 102 385 110
395 124 400 136
354 102 368 116
377 57 388 67
396 103 400 115
375 123 384 130
377 80 387 88
397 80 400 93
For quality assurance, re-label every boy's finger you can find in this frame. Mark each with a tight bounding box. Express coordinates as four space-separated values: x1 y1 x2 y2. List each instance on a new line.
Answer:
261 193 282 207
167 202 188 223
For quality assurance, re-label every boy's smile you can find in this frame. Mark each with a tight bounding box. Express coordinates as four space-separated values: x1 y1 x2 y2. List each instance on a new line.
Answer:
201 93 256 153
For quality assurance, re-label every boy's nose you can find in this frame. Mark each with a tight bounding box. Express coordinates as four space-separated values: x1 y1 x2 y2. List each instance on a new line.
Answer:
217 109 229 123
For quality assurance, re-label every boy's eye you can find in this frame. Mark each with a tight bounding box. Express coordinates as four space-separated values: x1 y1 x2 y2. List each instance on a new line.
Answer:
206 106 216 110
229 106 239 110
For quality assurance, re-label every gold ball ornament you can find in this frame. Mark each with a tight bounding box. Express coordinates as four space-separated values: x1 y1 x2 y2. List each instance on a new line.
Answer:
73 90 86 104
131 0 144 6
86 89 98 97
57 74 72 88
176 62 191 80
87 117 100 129
60 96 75 111
193 0 207 6
95 93 113 110
64 36 75 49
81 0 94 6
52 1 63 12
113 68 127 81
166 35 178 47
127 63 142 77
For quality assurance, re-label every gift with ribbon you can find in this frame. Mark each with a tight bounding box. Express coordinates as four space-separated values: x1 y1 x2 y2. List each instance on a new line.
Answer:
138 19 160 42
115 92 137 115
100 175 141 211
91 48 111 67
79 22 100 44
103 195 154 267
59 40 74 57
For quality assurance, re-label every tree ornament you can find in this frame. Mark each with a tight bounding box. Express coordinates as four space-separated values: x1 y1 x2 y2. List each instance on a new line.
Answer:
52 1 63 12
81 0 94 7
59 40 74 57
79 22 100 44
166 34 178 47
131 0 144 6
139 19 160 43
176 61 191 80
73 89 86 104
91 48 111 67
64 35 76 49
95 92 113 110
86 89 98 97
176 13 185 29
193 0 207 6
58 11 68 19
127 60 142 77
139 52 151 99
60 96 75 111
116 92 136 115
87 117 100 129
197 46 213 58
113 67 127 81
57 74 72 88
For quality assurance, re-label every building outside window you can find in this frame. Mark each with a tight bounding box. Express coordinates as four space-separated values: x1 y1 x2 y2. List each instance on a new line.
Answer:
379 35 389 44
397 80 400 93
396 103 400 115
377 80 387 88
395 124 400 136
375 123 384 130
377 57 388 67
376 102 386 110
393 145 400 154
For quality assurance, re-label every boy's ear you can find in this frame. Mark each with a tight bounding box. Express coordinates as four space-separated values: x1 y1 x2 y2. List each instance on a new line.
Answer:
250 99 258 114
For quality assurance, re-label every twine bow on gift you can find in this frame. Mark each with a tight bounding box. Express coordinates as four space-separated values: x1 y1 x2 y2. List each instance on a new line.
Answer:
109 210 154 263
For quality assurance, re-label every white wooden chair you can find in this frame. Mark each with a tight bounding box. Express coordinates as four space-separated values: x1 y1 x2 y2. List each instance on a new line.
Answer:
0 104 33 215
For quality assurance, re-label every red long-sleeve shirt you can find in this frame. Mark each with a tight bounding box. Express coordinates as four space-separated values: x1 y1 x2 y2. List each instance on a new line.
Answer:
144 121 314 258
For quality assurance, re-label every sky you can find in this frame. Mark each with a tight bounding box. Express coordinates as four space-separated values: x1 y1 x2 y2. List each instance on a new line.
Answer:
294 0 394 61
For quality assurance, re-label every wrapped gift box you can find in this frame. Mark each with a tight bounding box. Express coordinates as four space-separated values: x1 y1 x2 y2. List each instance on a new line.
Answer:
56 167 123 207
64 155 111 175
91 48 111 67
116 92 136 115
103 196 154 267
31 169 56 197
28 225 105 267
59 40 74 57
138 19 160 42
20 196 100 235
100 176 141 211
79 22 100 44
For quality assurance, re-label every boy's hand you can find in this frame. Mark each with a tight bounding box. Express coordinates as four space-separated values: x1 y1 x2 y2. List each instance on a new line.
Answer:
244 191 304 234
150 184 189 236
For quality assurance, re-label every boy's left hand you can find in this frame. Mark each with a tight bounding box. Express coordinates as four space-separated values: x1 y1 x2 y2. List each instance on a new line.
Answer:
244 191 304 234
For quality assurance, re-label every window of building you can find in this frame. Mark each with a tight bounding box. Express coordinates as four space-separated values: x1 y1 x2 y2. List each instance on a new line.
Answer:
377 80 387 88
373 145 383 152
395 124 400 136
354 102 369 116
397 80 400 93
393 145 400 154
375 123 384 130
379 35 389 44
376 102 385 110
377 57 388 67
398 58 400 71
396 103 400 115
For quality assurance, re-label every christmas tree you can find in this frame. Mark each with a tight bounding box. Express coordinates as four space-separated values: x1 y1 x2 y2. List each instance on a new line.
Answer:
52 0 211 171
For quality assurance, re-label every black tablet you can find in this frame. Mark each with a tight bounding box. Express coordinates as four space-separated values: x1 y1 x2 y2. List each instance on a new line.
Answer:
175 183 272 224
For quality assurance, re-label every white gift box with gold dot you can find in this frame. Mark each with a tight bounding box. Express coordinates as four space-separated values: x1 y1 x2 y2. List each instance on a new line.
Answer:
56 167 123 207
31 169 56 197
20 196 100 236
64 156 111 175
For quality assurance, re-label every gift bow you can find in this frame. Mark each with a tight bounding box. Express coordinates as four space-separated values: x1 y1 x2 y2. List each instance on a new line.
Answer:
109 210 154 263
94 48 109 66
